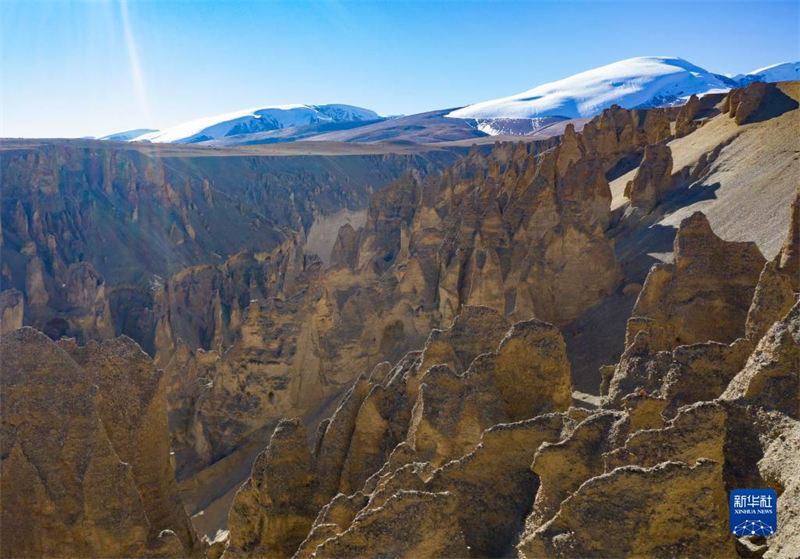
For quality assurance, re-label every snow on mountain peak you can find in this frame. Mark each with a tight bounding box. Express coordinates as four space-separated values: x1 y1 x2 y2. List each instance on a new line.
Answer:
447 56 732 121
99 128 159 141
104 57 797 144
735 61 800 85
132 104 381 144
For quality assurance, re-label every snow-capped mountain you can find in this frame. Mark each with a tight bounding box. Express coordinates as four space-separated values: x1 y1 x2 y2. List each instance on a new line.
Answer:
447 57 732 122
99 128 158 141
104 57 798 144
131 104 381 144
733 62 800 86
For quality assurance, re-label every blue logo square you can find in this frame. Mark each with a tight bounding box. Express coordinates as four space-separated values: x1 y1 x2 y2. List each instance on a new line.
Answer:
730 489 777 536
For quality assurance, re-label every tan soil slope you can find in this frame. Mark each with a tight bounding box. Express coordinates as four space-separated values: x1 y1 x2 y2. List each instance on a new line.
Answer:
611 81 800 259
567 82 798 393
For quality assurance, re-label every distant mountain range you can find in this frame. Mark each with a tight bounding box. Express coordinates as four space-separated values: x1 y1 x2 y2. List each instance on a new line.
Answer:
109 104 380 144
102 56 799 145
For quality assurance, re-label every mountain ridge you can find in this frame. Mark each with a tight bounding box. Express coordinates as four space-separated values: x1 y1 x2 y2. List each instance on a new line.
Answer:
131 103 382 144
102 56 799 145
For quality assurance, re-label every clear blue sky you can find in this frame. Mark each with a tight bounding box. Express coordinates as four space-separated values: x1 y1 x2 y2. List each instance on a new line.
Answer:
2 0 798 138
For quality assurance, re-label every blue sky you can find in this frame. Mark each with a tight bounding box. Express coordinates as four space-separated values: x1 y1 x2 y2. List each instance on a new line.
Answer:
2 0 798 138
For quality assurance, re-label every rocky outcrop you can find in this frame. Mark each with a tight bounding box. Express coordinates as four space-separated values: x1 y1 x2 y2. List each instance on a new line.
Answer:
777 191 800 290
407 319 572 467
224 307 574 557
0 327 198 557
226 419 317 558
604 332 752 410
755 413 800 558
0 288 23 334
725 81 769 125
675 94 700 137
308 491 468 559
721 300 799 418
227 193 798 557
58 335 199 553
424 414 568 556
519 459 734 558
154 241 326 477
161 121 627 492
4 91 799 558
0 141 458 344
603 401 728 470
624 143 674 211
5 103 667 524
527 411 624 531
330 131 623 331
746 260 798 342
745 192 800 341
626 212 765 351
581 105 671 166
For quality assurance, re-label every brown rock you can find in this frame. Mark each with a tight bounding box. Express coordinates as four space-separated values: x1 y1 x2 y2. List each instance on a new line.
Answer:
226 418 317 558
312 376 372 505
745 260 797 342
643 108 672 144
527 411 624 530
605 331 752 411
518 460 735 558
426 414 566 556
675 94 700 137
603 401 727 470
778 191 800 290
155 242 327 477
0 288 23 335
728 81 769 125
25 255 49 305
555 123 584 176
493 318 573 418
329 223 360 269
755 413 800 558
0 328 179 557
416 305 510 381
626 211 765 351
407 318 572 467
293 492 370 558
624 143 674 211
58 336 199 553
721 300 800 418
309 491 468 559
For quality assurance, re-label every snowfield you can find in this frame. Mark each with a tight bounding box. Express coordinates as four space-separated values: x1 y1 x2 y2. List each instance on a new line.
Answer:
735 61 800 85
132 104 381 144
447 57 733 121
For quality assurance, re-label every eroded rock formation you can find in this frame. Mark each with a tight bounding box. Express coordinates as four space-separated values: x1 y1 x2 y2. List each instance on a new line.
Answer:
222 306 574 557
4 86 799 558
625 211 766 351
222 207 798 559
0 328 199 557
624 143 674 210
0 288 23 334
155 110 641 485
0 140 457 350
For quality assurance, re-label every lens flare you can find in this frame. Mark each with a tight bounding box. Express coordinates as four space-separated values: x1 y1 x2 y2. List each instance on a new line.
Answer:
119 0 151 126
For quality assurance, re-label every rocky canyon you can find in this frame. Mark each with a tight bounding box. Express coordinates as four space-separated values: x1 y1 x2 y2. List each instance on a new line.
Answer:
1 78 799 559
